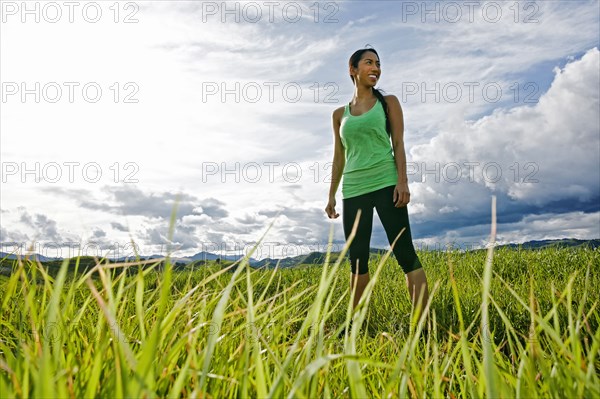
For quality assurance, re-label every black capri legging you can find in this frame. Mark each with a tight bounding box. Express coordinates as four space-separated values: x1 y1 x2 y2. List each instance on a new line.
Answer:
342 184 422 275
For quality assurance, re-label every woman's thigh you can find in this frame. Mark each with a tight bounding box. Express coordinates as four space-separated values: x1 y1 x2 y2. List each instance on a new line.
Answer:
373 185 422 273
342 192 375 274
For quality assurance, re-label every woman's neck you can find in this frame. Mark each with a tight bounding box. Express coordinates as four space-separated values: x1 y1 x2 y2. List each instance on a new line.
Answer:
352 85 375 103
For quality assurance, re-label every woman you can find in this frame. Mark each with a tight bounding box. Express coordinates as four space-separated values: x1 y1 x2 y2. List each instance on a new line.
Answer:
325 47 429 320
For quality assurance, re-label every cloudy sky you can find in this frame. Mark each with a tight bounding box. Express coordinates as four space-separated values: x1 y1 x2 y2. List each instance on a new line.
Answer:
1 0 599 260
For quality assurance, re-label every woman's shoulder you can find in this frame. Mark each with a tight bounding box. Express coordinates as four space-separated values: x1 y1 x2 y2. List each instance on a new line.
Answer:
382 94 402 112
332 105 346 120
383 94 400 103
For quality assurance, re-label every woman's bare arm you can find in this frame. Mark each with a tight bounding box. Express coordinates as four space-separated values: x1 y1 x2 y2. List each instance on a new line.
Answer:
325 107 345 218
386 94 410 206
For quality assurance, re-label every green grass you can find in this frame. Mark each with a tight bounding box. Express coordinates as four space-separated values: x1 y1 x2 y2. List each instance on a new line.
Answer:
0 241 598 398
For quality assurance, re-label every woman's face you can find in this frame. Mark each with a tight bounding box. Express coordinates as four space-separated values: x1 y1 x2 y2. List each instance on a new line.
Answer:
351 51 381 87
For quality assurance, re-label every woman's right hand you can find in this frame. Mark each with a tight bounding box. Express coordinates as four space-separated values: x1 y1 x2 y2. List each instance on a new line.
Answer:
325 198 339 219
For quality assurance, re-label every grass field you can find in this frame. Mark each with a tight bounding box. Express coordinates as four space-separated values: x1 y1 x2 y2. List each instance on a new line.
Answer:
0 241 598 398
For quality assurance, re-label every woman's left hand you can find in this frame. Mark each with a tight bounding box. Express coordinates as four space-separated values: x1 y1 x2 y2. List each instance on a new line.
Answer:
393 182 410 207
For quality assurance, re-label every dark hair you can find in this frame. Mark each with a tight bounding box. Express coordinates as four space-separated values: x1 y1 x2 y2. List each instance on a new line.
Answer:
349 47 391 135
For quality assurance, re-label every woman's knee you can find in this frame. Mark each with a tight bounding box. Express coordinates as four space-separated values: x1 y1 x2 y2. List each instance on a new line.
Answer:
349 254 370 275
397 253 422 274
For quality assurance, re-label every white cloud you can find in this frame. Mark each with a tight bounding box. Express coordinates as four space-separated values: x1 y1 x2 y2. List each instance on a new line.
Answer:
408 47 599 223
439 206 458 214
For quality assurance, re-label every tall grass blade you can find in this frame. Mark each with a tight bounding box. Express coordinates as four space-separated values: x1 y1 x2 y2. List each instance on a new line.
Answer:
481 195 498 398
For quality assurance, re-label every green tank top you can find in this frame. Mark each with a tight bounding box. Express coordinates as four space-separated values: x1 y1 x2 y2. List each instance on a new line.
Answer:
340 98 398 199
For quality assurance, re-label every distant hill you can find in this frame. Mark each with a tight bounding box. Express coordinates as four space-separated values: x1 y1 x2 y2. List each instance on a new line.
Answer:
1 239 597 272
0 252 61 262
189 251 252 262
0 251 257 265
252 251 346 268
496 238 600 250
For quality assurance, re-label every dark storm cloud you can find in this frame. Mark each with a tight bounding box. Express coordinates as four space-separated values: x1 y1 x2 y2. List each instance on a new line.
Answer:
412 193 600 239
17 211 64 243
111 222 129 232
0 226 30 246
42 186 229 221
141 222 199 252
258 206 338 245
